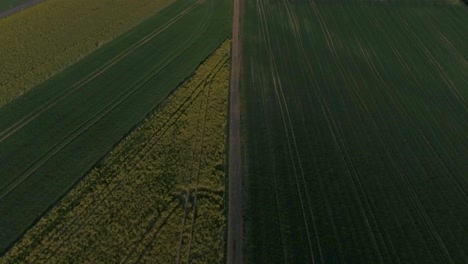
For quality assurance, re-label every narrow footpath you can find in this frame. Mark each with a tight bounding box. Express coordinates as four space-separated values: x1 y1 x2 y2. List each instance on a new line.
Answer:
227 0 242 262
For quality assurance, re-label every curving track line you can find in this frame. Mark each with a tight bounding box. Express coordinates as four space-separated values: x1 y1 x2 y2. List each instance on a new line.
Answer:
175 56 228 264
256 0 317 261
184 59 229 263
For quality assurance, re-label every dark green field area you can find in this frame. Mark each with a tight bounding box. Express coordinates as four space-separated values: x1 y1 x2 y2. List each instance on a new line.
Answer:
295 0 465 5
0 0 230 254
0 0 30 11
242 0 467 263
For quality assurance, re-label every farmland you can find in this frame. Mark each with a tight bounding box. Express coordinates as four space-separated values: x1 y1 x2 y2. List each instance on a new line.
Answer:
0 0 230 254
242 0 468 263
0 0 176 107
0 40 230 263
0 0 31 11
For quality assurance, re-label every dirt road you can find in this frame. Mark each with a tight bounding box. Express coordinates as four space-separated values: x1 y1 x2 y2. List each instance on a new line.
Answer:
0 0 46 19
227 0 242 262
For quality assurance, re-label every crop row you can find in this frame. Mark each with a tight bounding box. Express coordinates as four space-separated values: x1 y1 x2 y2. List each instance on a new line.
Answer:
242 0 467 263
1 40 231 263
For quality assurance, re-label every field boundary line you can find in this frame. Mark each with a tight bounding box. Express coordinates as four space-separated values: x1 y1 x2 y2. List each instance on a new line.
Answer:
226 0 242 260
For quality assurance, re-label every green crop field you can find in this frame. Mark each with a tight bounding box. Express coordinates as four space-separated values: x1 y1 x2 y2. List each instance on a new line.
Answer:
0 0 29 11
242 0 467 263
0 0 230 255
0 0 175 107
1 40 230 263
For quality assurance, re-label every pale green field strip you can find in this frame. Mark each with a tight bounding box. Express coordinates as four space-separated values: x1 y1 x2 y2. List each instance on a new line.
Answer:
0 0 175 107
0 0 231 255
1 40 231 263
242 0 467 263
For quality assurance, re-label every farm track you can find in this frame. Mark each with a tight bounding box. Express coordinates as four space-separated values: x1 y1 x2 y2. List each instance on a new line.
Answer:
0 1 209 201
227 0 242 261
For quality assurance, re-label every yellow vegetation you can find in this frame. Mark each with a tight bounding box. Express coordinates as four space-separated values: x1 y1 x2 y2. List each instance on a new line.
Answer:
0 0 175 107
0 40 231 263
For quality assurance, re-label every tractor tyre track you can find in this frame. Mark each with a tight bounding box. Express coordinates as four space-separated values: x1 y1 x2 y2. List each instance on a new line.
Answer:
227 0 242 261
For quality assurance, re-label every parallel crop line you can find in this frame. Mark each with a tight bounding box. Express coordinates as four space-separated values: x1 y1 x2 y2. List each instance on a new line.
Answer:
389 47 468 201
393 10 466 108
350 13 456 261
256 0 316 262
280 1 327 262
306 2 387 262
255 55 288 263
286 3 346 260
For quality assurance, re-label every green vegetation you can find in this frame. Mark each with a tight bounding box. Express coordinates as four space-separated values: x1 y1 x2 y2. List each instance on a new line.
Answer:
311 0 462 3
0 40 230 263
0 0 31 11
0 0 175 107
0 0 231 254
0 0 28 11
242 0 468 263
